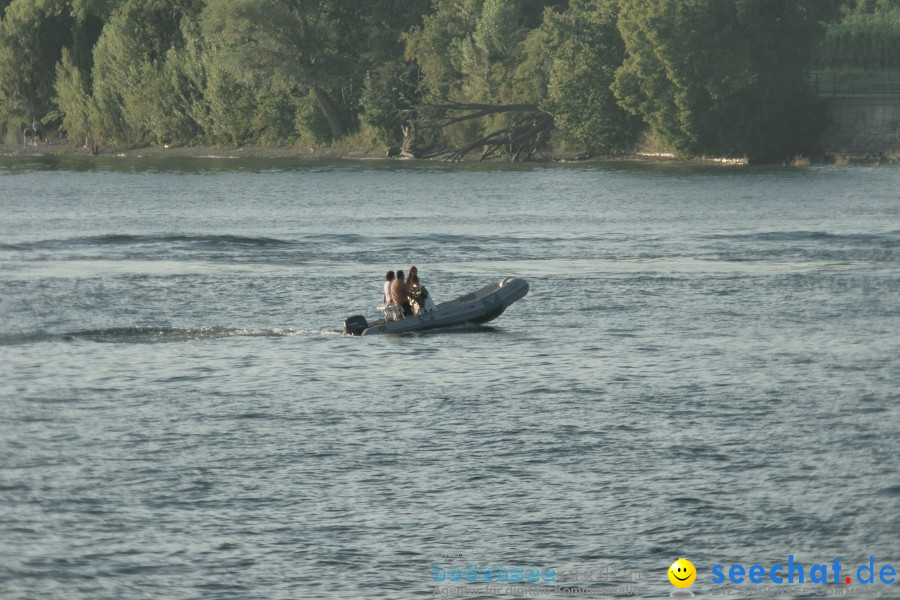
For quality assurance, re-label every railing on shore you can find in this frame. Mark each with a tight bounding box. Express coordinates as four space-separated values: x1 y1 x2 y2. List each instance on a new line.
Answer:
809 72 900 96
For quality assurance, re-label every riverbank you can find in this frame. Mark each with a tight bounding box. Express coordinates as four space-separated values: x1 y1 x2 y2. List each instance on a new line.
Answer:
2 138 898 165
0 140 387 161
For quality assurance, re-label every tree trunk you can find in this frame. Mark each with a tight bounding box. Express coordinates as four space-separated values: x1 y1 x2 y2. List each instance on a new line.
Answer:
416 102 554 162
313 87 347 138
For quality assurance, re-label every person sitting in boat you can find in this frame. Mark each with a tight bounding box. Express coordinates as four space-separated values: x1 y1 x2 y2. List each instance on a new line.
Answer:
390 269 413 317
382 270 395 306
407 265 435 315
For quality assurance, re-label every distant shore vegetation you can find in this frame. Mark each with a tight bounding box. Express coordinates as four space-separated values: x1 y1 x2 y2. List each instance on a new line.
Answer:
1 0 898 163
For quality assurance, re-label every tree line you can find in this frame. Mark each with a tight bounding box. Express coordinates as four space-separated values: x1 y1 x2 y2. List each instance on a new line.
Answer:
0 0 896 162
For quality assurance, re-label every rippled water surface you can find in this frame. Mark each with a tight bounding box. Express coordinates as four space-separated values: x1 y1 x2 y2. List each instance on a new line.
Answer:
1 156 899 599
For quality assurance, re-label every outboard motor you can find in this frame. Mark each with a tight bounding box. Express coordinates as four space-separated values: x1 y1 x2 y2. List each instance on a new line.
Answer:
343 315 368 336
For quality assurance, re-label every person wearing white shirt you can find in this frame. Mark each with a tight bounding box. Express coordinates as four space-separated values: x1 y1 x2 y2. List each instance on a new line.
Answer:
382 271 395 306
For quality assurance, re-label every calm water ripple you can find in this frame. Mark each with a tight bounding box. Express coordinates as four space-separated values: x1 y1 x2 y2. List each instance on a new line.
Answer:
1 157 898 599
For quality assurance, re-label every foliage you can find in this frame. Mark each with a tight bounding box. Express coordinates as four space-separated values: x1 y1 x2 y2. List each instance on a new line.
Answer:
613 0 832 162
403 0 480 103
200 52 254 147
0 0 74 130
542 0 642 154
87 0 203 146
818 0 900 69
360 61 422 147
4 0 896 161
201 0 353 138
53 46 91 146
403 0 556 153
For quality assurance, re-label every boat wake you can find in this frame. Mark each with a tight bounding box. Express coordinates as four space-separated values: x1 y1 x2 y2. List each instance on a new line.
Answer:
0 325 340 346
0 233 293 252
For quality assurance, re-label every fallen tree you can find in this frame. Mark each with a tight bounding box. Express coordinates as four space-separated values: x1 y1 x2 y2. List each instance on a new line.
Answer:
413 101 554 162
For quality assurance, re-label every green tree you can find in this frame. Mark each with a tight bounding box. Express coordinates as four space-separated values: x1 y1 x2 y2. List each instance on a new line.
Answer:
67 0 119 71
404 0 555 153
542 0 642 154
407 0 553 106
47 1 121 149
459 0 525 103
613 0 834 162
403 0 481 103
54 46 92 147
0 0 74 132
356 0 431 146
87 0 204 146
360 61 423 147
819 0 900 69
201 0 353 138
200 50 256 146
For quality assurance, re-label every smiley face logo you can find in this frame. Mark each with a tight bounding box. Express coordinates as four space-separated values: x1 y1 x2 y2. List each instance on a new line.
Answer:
668 558 696 588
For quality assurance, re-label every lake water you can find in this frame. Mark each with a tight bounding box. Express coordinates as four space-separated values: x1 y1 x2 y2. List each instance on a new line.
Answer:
1 156 898 599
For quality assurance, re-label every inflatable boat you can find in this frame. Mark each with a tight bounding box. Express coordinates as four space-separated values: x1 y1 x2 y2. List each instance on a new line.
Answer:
343 277 529 336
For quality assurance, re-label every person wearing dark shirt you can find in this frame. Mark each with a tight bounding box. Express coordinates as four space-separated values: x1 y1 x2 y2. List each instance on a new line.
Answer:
407 265 434 314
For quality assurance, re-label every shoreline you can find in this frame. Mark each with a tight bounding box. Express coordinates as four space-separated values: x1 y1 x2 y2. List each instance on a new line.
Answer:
0 141 388 161
1 140 897 165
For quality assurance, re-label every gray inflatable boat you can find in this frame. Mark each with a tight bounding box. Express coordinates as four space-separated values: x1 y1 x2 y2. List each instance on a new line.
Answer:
343 277 529 336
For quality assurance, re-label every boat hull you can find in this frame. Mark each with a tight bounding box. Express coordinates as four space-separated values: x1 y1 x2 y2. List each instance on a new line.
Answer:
353 277 528 335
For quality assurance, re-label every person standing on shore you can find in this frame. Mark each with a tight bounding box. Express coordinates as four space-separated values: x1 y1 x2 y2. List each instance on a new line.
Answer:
31 117 42 144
